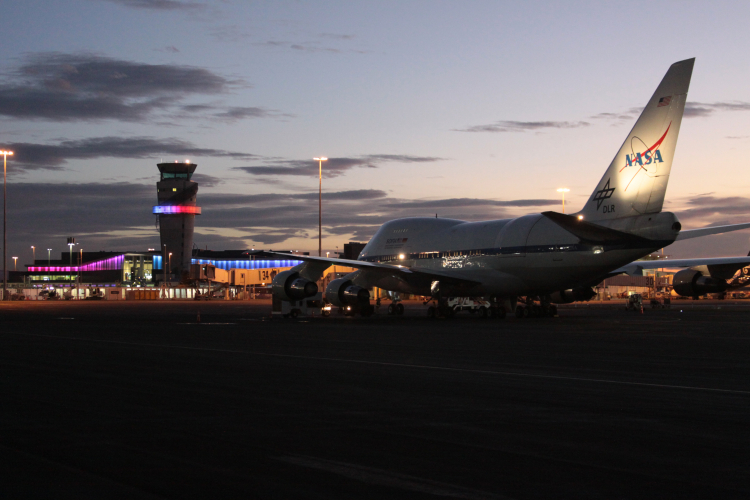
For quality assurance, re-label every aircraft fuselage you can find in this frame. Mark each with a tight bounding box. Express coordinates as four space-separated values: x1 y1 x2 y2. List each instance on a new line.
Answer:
356 213 678 297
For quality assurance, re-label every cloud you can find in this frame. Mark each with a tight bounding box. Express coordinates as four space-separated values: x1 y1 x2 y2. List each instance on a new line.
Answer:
235 155 444 178
0 53 281 123
8 136 258 170
1 178 560 253
199 189 387 207
669 195 750 229
388 198 558 209
455 120 590 133
102 0 206 10
154 46 180 53
592 101 750 122
211 106 281 120
253 36 367 55
684 101 750 118
319 33 356 40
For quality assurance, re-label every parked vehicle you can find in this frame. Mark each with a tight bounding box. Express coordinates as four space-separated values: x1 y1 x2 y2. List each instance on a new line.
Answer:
276 293 332 318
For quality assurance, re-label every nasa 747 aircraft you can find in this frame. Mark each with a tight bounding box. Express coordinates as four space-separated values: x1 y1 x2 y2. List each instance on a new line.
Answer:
266 58 750 317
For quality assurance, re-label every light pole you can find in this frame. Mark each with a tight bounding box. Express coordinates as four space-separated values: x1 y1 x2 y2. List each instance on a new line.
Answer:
2 150 13 299
557 188 570 214
47 248 52 266
168 252 172 284
12 256 17 271
67 240 74 284
31 246 35 265
314 157 327 256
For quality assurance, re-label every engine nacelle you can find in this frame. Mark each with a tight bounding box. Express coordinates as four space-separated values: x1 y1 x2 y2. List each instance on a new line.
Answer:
325 278 370 308
271 270 318 302
549 287 596 304
672 269 727 297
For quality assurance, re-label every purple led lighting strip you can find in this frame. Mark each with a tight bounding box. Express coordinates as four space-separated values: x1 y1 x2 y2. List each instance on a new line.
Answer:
28 254 125 273
152 205 201 215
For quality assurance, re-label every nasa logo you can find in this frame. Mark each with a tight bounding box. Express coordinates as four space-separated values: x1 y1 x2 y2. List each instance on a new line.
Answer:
619 122 671 191
625 150 664 167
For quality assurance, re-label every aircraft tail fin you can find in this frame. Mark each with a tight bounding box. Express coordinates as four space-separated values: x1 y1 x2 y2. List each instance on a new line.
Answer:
579 58 694 221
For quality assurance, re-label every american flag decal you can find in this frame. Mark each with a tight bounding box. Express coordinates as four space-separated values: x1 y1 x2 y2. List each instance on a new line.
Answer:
657 96 672 107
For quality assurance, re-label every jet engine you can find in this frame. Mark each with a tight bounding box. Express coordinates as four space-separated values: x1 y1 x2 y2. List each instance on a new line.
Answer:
672 269 727 297
325 278 370 308
549 287 596 304
271 270 318 302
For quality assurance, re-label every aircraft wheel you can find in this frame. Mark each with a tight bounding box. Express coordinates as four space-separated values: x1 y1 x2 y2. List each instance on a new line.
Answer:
515 306 525 318
427 306 436 318
397 303 405 315
388 304 396 315
322 309 331 317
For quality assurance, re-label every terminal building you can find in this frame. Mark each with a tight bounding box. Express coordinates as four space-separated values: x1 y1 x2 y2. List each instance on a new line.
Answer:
7 161 307 296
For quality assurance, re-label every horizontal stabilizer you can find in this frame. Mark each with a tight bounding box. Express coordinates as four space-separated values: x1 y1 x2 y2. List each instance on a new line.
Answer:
675 222 750 241
542 211 651 244
615 256 750 274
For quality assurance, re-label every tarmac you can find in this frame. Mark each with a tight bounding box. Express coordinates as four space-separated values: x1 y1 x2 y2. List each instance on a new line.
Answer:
1 299 749 499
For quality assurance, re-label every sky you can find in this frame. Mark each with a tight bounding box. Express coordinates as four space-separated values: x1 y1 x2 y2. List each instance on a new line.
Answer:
1 0 750 265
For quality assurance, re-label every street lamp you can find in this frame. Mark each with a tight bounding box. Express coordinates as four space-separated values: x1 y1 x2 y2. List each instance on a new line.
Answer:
1 150 13 299
67 241 75 279
314 157 328 256
47 248 52 266
556 188 570 214
12 256 17 271
31 246 35 264
168 252 172 283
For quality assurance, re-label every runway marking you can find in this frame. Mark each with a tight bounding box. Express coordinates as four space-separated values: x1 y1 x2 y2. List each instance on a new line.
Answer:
6 331 750 396
176 322 236 325
276 455 511 500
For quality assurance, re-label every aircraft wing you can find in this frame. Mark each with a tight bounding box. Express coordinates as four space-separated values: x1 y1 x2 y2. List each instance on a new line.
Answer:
615 256 750 276
675 222 750 240
257 251 480 286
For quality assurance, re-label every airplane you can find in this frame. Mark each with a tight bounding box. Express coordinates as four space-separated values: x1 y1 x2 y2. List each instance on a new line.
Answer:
264 58 750 318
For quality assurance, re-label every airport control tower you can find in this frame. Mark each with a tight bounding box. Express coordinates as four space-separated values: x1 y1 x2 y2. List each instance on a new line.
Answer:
153 161 201 279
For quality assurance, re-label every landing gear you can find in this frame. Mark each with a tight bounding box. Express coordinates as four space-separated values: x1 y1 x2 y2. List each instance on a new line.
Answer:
388 302 404 315
515 296 559 318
